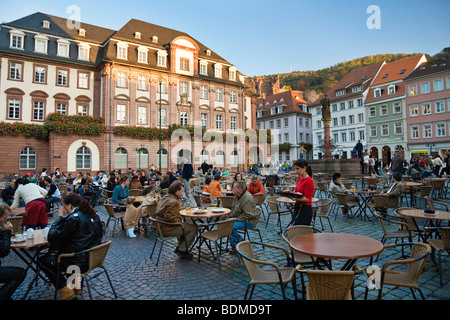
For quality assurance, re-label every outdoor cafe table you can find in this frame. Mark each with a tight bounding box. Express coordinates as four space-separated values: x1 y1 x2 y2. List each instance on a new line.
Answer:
397 208 450 241
350 189 381 221
180 207 231 251
289 233 384 270
403 181 423 207
10 229 49 299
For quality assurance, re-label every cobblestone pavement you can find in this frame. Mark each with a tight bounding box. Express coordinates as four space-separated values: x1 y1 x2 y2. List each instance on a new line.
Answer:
5 192 449 302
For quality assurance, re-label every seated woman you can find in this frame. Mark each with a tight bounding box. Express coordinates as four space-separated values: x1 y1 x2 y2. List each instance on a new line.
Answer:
38 193 103 300
329 172 359 215
112 176 130 211
247 175 265 195
123 187 162 238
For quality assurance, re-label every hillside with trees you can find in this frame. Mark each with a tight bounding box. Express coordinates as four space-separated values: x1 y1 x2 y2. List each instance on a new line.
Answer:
251 48 449 98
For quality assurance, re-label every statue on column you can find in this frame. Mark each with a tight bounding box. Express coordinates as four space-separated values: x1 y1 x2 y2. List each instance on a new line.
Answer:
320 95 331 120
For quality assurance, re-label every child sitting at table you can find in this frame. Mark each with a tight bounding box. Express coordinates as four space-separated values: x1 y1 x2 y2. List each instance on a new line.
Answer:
201 176 212 203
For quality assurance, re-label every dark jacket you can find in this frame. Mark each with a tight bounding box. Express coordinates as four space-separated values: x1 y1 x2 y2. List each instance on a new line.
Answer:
182 163 193 181
0 228 12 268
47 208 103 253
1 186 15 203
155 193 181 232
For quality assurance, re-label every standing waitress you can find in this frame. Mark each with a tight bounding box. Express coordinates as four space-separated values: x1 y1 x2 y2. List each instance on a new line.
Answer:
292 159 315 226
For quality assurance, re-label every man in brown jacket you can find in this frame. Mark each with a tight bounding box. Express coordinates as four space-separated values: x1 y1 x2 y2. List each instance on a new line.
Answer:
154 181 197 259
229 180 258 254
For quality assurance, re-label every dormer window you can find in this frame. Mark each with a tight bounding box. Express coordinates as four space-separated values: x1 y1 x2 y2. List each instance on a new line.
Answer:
134 32 141 39
152 36 158 43
157 50 167 67
336 89 346 97
199 60 208 75
116 42 128 60
374 88 382 98
57 39 70 58
137 46 148 63
34 34 49 54
206 49 211 56
388 85 396 95
79 28 86 36
42 20 51 29
229 66 236 81
352 85 363 93
78 43 90 61
214 63 222 78
9 29 25 50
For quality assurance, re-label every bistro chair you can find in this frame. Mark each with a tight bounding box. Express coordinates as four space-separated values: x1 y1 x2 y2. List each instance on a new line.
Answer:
54 241 117 300
265 196 290 234
312 198 333 232
430 180 445 199
425 196 449 212
334 193 358 219
149 217 188 266
367 177 378 190
425 227 450 287
296 265 363 300
238 209 264 244
236 241 298 300
395 207 425 242
413 185 434 209
104 204 125 237
364 242 431 300
373 211 415 260
129 189 142 197
197 218 237 269
282 225 325 270
220 196 234 209
252 193 267 219
367 194 389 213
7 216 23 235
316 181 328 199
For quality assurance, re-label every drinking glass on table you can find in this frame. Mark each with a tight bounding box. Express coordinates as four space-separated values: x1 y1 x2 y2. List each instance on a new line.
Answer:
351 185 356 192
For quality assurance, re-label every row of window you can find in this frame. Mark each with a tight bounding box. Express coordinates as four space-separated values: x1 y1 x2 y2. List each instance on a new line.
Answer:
116 104 238 130
10 29 90 61
335 84 364 97
409 122 449 140
8 61 90 89
116 74 238 103
408 77 450 96
322 130 365 144
7 99 88 121
258 117 310 130
115 41 236 80
273 132 310 144
328 99 364 113
409 99 449 117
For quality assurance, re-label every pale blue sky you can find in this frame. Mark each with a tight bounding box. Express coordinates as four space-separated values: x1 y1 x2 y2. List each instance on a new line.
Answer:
1 0 449 76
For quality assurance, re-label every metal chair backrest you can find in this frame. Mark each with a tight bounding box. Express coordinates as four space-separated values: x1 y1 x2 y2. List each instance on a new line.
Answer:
7 216 23 235
404 242 431 284
335 193 348 206
129 189 142 197
440 227 450 250
253 193 265 205
372 194 389 209
419 185 434 196
104 204 116 218
236 241 265 281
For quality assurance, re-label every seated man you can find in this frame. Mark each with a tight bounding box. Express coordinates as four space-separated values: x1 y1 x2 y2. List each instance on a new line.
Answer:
229 180 258 254
44 176 62 213
2 179 24 207
329 172 359 215
141 177 157 196
0 203 27 300
154 181 197 260
381 171 404 209
247 175 265 195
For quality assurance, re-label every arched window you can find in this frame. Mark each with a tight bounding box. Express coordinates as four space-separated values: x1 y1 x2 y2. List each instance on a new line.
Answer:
136 148 148 169
157 148 168 169
19 147 36 170
115 147 128 169
76 146 91 170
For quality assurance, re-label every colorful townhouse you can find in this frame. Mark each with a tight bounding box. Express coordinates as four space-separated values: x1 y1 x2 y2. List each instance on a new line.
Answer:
255 90 311 163
364 54 427 165
310 62 384 159
403 58 450 158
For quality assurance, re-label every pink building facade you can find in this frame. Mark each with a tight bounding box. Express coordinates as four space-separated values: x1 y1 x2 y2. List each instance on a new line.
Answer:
404 59 450 158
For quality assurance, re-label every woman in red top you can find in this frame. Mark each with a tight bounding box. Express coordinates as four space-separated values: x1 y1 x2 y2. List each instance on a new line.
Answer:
293 159 315 226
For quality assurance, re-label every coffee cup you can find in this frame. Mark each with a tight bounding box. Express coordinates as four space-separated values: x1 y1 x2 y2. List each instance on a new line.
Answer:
15 234 23 241
27 228 34 239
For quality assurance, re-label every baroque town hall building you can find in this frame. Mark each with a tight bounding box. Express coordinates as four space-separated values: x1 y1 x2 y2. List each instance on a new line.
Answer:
0 12 258 176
